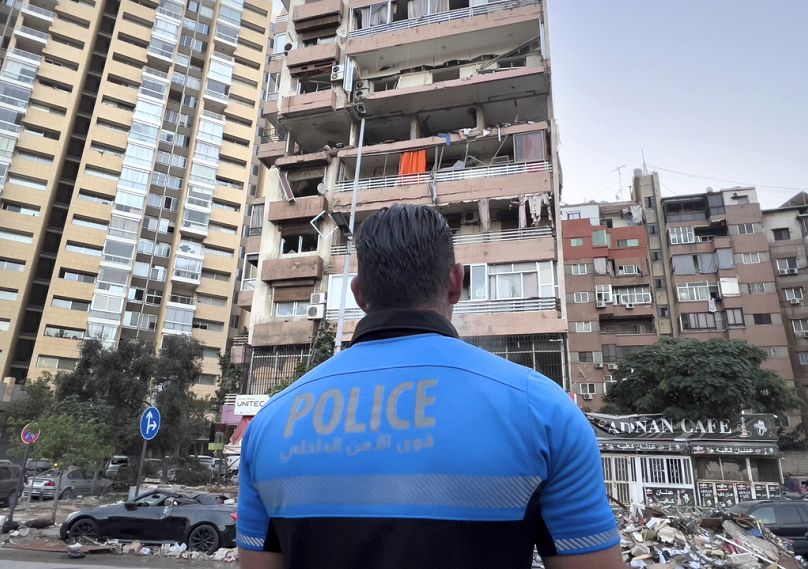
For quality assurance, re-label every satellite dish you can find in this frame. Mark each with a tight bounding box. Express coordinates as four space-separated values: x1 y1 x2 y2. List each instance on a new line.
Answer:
317 182 326 195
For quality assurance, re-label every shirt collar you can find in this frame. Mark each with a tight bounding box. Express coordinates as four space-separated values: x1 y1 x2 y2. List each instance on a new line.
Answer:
351 308 459 344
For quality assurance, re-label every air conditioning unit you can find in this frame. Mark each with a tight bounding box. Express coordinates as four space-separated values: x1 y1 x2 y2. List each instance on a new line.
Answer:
462 211 480 225
790 297 801 305
355 79 371 90
310 292 327 305
604 375 614 382
801 331 808 339
789 268 799 275
593 362 604 369
607 363 619 371
306 304 325 320
596 301 607 308
581 394 594 400
330 65 344 82
624 303 635 309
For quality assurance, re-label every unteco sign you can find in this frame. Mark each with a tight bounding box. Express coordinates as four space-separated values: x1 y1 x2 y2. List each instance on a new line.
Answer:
234 395 270 416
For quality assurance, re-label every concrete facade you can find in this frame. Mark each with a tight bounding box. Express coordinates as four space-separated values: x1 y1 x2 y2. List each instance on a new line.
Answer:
0 0 274 396
244 0 568 395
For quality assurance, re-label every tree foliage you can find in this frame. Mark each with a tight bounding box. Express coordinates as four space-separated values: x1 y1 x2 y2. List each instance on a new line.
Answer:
4 337 213 466
153 336 210 457
602 338 800 420
213 350 244 411
55 339 154 457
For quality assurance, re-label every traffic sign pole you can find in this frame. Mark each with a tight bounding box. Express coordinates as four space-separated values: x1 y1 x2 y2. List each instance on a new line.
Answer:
134 438 148 499
134 406 161 499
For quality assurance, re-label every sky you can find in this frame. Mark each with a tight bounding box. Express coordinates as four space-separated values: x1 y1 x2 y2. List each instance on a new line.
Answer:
547 0 808 209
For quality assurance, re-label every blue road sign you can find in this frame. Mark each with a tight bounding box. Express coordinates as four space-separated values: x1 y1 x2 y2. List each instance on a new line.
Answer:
140 406 161 441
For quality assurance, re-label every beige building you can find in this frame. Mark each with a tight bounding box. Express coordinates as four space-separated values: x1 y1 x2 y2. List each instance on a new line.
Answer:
763 192 808 422
243 0 567 393
0 0 273 396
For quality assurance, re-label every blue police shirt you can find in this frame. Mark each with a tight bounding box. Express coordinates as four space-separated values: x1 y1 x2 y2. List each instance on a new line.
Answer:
238 310 619 568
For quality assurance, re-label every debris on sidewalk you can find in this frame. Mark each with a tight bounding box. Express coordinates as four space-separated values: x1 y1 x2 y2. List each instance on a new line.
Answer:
614 500 805 568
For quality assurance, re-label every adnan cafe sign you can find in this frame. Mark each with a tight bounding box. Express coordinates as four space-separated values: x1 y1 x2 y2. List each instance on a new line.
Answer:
587 413 779 455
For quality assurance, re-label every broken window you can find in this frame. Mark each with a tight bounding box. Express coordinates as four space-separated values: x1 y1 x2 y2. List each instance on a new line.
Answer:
280 228 319 255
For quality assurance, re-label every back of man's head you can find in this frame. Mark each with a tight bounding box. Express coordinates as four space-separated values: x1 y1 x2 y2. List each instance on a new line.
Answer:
355 204 455 312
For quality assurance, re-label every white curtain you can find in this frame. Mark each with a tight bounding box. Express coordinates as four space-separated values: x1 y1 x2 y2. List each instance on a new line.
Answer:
359 3 387 28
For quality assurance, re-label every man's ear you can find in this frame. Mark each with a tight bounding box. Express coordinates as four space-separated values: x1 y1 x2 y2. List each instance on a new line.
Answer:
350 276 368 311
447 263 464 305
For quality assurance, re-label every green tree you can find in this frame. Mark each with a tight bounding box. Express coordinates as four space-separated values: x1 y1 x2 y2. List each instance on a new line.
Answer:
33 408 115 520
55 339 155 457
602 337 800 420
213 350 244 411
4 375 55 438
153 336 211 457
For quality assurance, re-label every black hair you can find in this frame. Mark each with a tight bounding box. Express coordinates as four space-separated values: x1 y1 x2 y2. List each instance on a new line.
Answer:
355 204 455 310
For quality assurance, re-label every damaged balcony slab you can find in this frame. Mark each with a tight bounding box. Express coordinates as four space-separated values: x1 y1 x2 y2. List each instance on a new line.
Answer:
267 194 328 222
261 255 323 283
253 319 319 346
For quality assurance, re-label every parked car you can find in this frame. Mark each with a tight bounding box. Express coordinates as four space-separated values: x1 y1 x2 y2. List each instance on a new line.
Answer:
60 490 237 554
105 456 130 478
24 459 52 478
0 460 22 506
23 467 112 500
729 500 808 554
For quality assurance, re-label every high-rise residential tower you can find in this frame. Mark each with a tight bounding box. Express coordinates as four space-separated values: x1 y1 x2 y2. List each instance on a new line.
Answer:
242 0 566 393
0 0 273 396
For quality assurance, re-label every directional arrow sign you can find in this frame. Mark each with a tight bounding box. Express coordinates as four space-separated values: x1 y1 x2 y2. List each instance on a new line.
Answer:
139 406 161 441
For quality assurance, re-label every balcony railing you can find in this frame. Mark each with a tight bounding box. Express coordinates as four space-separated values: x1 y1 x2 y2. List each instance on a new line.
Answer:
334 161 551 193
22 3 53 18
348 0 537 38
326 297 557 320
260 133 287 144
16 26 48 41
169 294 196 305
8 48 41 63
330 226 552 255
453 297 558 314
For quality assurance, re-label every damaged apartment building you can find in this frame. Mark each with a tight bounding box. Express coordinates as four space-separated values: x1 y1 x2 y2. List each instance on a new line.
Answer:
561 171 798 425
240 0 567 393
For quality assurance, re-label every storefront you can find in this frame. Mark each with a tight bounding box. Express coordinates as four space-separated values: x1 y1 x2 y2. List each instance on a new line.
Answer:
589 413 782 507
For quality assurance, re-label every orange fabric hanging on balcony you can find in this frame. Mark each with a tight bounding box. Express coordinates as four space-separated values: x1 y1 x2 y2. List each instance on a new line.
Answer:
398 149 427 175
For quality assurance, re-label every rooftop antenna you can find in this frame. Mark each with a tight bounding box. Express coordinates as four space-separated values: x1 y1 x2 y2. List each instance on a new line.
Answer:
641 150 649 175
612 164 626 200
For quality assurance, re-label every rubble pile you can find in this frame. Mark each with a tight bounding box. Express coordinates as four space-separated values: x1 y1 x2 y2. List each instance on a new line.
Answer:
616 502 805 569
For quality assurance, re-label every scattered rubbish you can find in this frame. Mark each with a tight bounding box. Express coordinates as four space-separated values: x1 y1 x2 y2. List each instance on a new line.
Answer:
122 540 141 554
615 501 805 569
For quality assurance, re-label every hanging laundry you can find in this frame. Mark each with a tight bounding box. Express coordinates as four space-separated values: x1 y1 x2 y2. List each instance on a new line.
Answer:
437 133 452 146
399 149 428 175
707 298 717 313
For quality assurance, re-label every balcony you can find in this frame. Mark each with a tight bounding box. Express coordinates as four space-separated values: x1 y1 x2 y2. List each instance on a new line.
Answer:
279 88 337 118
14 26 49 47
347 0 540 69
287 43 341 77
257 134 288 167
356 63 548 120
332 226 552 256
349 0 535 38
237 289 254 309
333 160 551 212
21 3 54 24
268 194 327 222
253 319 317 346
293 0 342 31
172 269 201 285
261 255 323 283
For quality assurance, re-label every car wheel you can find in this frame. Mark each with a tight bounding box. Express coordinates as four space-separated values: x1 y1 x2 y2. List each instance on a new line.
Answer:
60 489 73 500
187 523 220 554
67 518 98 543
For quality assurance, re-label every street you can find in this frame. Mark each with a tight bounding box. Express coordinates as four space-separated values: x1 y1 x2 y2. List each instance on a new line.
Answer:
0 549 226 568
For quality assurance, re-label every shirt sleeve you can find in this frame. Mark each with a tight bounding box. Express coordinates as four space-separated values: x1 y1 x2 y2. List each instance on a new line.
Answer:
236 422 272 552
527 373 620 557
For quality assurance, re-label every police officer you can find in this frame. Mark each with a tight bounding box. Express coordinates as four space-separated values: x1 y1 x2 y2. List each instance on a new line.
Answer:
238 204 623 569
